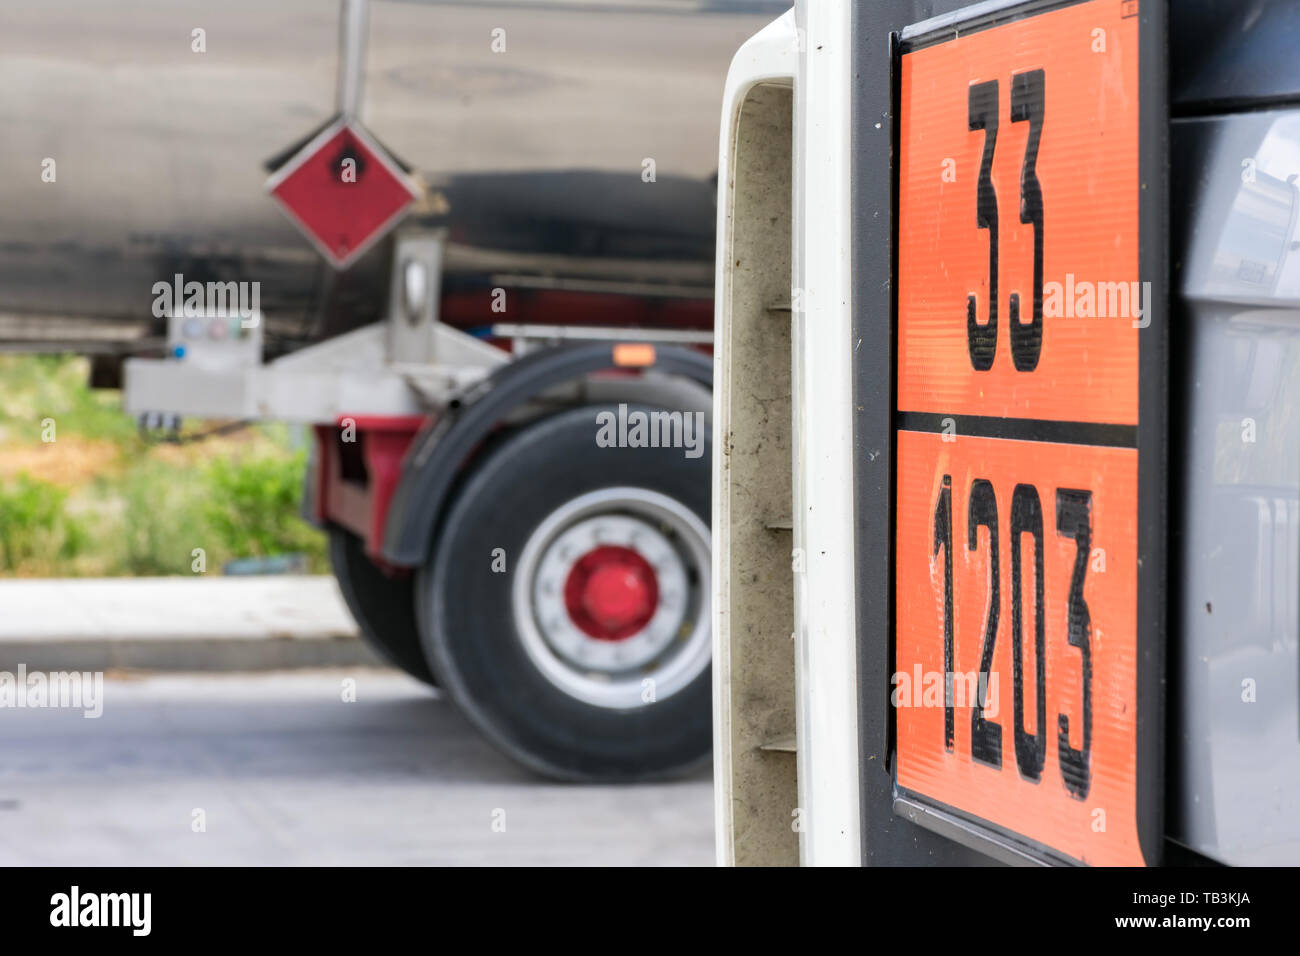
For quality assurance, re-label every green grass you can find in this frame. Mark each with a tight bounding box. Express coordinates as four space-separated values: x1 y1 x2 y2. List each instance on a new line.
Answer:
0 355 327 577
0 354 140 445
0 473 87 571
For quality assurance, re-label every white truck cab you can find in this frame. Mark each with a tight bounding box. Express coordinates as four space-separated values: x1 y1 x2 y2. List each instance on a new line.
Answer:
713 1 862 866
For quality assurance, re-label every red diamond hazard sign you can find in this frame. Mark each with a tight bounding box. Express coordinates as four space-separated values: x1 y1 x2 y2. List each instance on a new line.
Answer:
265 117 421 270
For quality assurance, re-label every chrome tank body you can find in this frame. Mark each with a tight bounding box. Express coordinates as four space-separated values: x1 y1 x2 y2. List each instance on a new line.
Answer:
0 0 779 354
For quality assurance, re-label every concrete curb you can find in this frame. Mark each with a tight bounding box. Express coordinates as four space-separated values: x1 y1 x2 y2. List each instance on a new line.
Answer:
0 634 384 673
0 576 387 673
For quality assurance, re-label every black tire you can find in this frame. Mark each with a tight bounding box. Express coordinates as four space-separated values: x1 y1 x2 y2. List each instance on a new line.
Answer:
418 403 712 781
329 527 437 686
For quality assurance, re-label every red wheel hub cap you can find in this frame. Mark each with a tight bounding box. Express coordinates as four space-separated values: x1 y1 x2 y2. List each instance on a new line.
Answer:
563 545 659 641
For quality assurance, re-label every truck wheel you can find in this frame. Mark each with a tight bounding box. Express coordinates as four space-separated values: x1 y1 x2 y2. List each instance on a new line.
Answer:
418 404 712 781
329 528 437 686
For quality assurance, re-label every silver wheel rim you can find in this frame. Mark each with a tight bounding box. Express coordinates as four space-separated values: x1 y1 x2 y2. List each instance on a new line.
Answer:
511 487 711 710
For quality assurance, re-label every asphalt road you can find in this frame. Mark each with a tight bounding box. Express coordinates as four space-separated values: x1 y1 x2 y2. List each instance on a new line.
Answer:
0 670 713 866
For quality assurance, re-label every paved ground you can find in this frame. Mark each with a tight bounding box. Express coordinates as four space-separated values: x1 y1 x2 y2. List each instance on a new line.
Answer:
0 670 714 866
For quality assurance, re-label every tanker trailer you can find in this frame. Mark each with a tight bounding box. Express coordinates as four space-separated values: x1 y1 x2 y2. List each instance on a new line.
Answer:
0 0 782 780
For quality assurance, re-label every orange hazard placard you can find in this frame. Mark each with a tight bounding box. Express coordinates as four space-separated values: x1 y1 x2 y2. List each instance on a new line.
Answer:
895 431 1139 865
897 0 1140 424
894 0 1147 865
